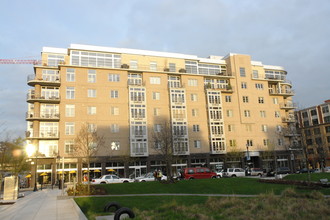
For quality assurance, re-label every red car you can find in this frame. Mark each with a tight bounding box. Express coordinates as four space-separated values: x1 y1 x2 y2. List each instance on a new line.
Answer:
180 167 217 180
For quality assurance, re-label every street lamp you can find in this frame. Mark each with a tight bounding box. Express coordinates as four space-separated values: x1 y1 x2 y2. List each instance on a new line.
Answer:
26 144 38 192
246 144 250 161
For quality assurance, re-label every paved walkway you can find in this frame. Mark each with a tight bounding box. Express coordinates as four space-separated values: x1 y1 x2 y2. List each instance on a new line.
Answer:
0 189 87 220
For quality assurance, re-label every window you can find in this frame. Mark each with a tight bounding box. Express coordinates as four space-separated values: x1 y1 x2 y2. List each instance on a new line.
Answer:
66 87 75 99
260 111 266 118
275 111 280 118
325 126 330 133
150 61 157 71
111 107 119 115
310 109 317 116
88 69 96 83
255 83 263 90
243 96 249 103
153 108 160 116
169 63 176 72
241 82 247 89
261 125 268 132
152 92 160 100
192 109 198 117
193 124 200 132
322 105 329 113
263 139 270 146
130 60 138 69
253 70 259 78
191 94 198 101
188 79 198 86
185 61 198 74
47 54 64 66
245 124 252 132
194 140 201 148
227 110 233 117
88 123 97 132
110 90 119 98
66 68 75 82
244 110 251 117
150 77 161 84
229 140 236 147
65 122 74 135
65 140 74 154
304 129 311 136
246 139 253 146
258 97 264 104
228 124 235 132
111 124 119 133
154 124 162 132
65 105 75 117
240 67 246 77
88 89 96 98
273 98 278 104
324 116 330 123
278 139 283 146
314 128 321 135
225 96 232 102
87 106 96 115
108 74 120 82
276 125 282 132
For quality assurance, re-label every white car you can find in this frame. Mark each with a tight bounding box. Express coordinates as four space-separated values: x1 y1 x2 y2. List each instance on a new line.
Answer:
223 168 246 177
91 174 133 184
135 172 167 182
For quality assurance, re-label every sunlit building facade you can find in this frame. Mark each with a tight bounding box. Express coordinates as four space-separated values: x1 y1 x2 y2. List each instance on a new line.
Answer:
26 44 296 183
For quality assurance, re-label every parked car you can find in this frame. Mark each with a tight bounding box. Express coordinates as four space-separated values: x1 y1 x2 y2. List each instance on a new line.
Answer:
215 169 224 178
325 167 330 173
91 175 133 184
180 167 217 180
249 168 264 177
135 172 167 182
223 168 245 177
267 167 291 176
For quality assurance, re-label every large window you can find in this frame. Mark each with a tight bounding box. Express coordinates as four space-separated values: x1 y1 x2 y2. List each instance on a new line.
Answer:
150 62 157 71
87 106 97 115
88 89 96 98
48 54 64 66
65 122 75 135
150 77 161 84
240 67 246 77
88 69 96 83
185 61 198 74
65 105 75 117
66 87 75 99
71 50 121 68
108 74 120 82
66 68 75 82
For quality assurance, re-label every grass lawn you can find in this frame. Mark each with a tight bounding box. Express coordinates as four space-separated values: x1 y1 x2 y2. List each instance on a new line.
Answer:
74 173 330 220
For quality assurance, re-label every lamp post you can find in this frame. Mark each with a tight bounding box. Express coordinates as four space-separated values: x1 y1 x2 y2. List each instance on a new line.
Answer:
246 144 250 162
26 144 38 192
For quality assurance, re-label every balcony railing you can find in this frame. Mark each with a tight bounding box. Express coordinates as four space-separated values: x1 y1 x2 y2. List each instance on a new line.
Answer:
269 88 295 96
282 116 296 123
27 92 60 102
26 112 60 120
280 102 297 109
26 131 59 139
27 74 60 86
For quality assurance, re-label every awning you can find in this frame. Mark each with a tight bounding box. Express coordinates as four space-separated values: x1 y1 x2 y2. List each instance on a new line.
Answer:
69 170 76 174
25 174 31 178
40 172 47 176
107 169 115 172
83 170 89 173
93 169 101 172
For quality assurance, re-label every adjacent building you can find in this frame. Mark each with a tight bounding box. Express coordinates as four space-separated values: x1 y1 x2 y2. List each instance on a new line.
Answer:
296 100 330 169
26 44 296 184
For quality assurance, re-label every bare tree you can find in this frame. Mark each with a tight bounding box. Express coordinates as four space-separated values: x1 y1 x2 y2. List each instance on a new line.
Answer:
73 123 104 194
152 121 177 182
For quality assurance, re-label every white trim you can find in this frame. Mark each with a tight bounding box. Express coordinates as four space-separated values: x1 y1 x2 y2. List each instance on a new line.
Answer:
42 47 67 54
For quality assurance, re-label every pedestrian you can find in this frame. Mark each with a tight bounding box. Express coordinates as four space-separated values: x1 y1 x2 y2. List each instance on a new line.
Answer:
153 170 157 181
157 170 163 181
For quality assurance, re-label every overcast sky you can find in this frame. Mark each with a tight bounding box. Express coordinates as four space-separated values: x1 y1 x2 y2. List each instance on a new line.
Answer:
0 0 329 138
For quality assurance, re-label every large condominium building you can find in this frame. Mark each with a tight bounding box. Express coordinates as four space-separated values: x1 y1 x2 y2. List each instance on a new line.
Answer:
26 44 296 184
296 100 330 168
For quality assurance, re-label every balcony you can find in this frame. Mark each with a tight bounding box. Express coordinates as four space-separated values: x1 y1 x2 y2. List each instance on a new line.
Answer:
27 74 60 86
282 116 296 123
280 102 297 110
269 88 295 97
26 112 60 121
27 91 60 103
204 84 233 93
26 131 59 140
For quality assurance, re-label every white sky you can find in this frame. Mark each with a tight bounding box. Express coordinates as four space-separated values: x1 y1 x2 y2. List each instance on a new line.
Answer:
0 0 329 138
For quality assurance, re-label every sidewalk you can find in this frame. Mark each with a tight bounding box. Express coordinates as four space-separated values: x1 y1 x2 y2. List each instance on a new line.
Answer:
0 188 87 220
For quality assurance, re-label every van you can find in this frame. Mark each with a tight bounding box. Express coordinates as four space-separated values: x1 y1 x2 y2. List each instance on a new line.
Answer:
223 168 245 177
181 167 217 180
